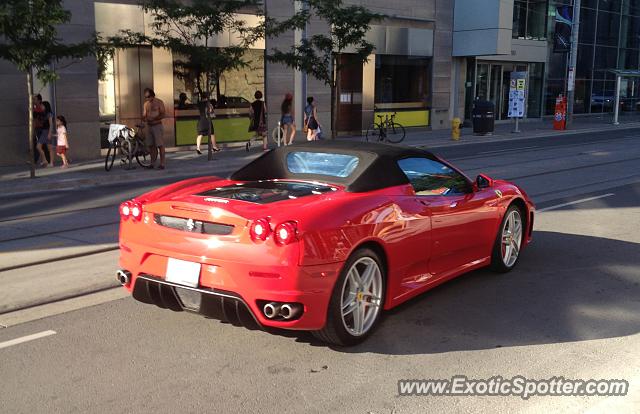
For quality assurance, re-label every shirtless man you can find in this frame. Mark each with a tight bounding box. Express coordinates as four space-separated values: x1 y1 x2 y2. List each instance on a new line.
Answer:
142 88 166 169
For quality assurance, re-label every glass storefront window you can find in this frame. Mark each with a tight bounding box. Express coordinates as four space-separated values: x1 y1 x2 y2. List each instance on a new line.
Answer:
528 63 544 117
622 0 640 16
173 49 265 145
576 45 594 78
98 56 116 121
513 0 549 40
374 55 431 106
573 79 591 113
599 0 622 13
620 15 640 48
596 11 621 46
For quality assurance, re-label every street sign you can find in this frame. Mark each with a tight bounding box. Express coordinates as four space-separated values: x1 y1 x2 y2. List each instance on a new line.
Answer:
567 68 575 92
508 71 527 119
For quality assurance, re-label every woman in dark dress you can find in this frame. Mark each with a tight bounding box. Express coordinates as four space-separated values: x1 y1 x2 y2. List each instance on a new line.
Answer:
195 94 219 154
248 90 268 151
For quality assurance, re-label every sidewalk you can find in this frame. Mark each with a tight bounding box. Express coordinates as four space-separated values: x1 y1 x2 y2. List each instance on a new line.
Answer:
2 115 639 196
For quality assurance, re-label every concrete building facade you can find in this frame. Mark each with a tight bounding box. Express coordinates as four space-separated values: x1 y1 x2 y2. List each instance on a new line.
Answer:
2 0 636 167
0 0 458 166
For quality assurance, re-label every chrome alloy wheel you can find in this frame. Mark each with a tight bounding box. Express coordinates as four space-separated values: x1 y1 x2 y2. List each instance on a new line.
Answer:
340 257 383 336
501 209 523 268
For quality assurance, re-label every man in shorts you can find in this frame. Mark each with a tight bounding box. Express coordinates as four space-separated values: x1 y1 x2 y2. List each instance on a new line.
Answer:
142 88 166 169
33 94 54 167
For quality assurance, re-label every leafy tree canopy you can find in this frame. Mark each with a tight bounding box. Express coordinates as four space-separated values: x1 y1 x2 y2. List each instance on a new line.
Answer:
0 0 99 83
105 0 264 95
267 0 384 86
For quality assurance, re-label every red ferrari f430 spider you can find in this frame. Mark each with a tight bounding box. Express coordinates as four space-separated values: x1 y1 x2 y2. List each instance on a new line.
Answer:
117 141 534 345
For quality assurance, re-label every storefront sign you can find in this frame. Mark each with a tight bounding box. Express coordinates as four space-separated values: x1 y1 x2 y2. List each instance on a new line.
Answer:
508 71 527 118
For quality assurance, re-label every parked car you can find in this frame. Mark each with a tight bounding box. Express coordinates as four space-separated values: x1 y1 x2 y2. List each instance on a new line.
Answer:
116 141 535 346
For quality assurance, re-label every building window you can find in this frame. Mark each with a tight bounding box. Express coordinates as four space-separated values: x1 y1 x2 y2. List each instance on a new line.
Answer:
173 49 264 145
374 55 431 106
513 0 549 40
98 56 116 121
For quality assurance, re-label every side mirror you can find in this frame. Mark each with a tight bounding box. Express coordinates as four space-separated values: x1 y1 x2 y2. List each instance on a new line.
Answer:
476 174 493 189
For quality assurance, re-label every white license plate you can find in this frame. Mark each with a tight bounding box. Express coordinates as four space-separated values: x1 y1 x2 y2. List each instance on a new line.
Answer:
165 258 201 288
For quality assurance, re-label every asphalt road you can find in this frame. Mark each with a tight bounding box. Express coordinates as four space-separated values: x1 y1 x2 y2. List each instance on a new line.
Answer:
1 129 640 413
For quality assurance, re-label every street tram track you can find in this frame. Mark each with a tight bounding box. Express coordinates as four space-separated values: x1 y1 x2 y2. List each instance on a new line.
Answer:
2 150 639 273
0 221 118 243
0 245 118 273
435 134 638 162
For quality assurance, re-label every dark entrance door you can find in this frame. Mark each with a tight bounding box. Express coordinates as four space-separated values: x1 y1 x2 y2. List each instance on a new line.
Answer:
336 54 363 133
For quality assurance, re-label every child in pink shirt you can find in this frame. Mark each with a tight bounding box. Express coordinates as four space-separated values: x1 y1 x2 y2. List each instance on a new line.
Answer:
55 116 70 168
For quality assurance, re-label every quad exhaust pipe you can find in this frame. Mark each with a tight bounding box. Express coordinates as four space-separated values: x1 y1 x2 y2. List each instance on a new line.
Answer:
262 302 303 320
116 269 131 286
263 302 281 319
280 303 302 320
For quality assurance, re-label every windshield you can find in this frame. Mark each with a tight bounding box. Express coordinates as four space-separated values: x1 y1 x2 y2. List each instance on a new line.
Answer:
286 152 359 178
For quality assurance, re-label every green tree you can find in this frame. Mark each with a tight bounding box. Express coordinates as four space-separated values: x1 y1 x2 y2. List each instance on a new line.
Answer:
0 0 101 178
104 0 264 159
268 0 384 139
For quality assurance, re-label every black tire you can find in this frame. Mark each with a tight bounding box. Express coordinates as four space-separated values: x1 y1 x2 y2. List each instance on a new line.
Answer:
365 124 381 142
135 139 151 168
490 204 525 273
105 140 118 171
312 248 386 346
385 123 406 143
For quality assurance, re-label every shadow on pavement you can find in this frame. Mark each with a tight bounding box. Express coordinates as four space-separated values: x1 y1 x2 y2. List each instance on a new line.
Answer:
293 230 640 353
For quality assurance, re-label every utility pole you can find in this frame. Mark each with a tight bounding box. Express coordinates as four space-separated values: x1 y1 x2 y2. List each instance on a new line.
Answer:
566 0 581 127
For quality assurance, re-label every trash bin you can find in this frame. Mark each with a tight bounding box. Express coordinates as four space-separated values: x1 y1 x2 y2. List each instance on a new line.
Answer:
472 99 495 135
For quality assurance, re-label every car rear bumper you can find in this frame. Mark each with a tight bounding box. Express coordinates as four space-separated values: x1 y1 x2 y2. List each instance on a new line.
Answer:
119 244 343 331
132 275 262 329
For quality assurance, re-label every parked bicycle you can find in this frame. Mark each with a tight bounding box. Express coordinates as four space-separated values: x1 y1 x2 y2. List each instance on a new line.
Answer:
105 123 151 171
364 112 406 144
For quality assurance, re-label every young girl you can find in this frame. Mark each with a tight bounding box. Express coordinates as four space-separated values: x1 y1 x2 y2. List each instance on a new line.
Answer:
55 115 70 168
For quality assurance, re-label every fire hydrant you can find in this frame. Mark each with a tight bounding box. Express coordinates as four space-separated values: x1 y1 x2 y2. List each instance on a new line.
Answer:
451 117 461 141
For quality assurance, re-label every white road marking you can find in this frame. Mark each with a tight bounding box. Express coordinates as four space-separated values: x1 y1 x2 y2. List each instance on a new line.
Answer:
538 193 615 212
479 146 539 155
0 330 57 350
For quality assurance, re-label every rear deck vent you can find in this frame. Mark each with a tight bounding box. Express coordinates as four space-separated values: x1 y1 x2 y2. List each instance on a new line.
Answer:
154 214 234 235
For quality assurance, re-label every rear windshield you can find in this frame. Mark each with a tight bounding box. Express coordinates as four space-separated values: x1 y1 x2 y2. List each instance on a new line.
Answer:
197 181 336 204
286 152 359 178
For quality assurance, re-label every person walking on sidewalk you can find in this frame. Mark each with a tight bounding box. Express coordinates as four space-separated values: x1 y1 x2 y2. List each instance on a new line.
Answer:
304 96 321 141
280 93 295 145
33 94 54 167
195 93 220 155
55 115 70 168
249 90 268 151
142 88 166 169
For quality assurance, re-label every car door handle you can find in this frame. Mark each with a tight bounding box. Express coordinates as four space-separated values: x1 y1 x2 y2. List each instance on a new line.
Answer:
449 201 458 208
419 199 430 206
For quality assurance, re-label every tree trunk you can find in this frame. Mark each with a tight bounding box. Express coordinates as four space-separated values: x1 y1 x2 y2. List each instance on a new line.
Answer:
331 57 340 140
206 82 213 161
26 70 36 179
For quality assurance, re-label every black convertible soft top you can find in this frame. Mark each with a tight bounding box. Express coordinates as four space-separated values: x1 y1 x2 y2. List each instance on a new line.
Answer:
230 141 439 192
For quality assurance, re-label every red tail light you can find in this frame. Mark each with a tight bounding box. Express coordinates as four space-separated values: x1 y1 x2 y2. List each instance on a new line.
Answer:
274 221 297 245
250 218 270 241
119 201 131 220
120 200 143 222
130 201 143 221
